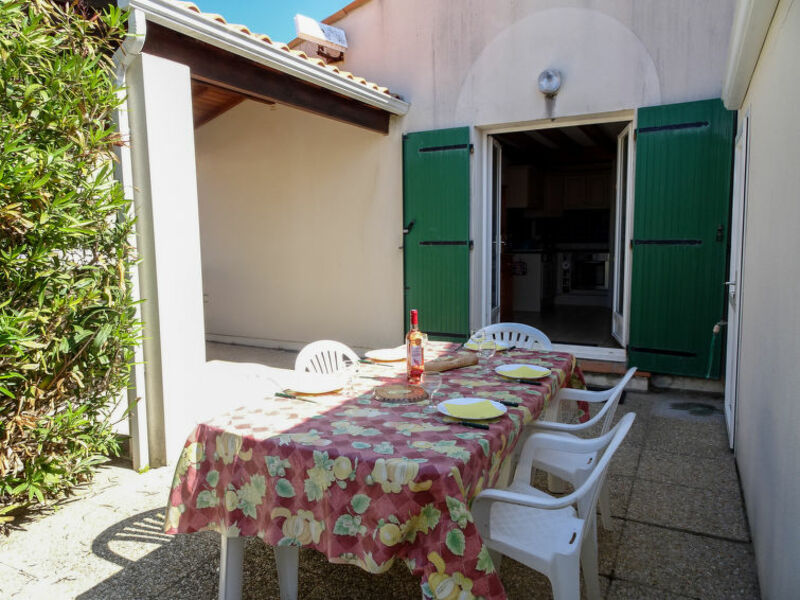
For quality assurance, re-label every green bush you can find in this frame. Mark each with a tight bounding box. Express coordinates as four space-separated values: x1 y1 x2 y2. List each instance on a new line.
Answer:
0 0 137 515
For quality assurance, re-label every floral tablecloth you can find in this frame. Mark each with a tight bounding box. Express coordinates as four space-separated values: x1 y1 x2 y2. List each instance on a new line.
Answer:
164 344 584 599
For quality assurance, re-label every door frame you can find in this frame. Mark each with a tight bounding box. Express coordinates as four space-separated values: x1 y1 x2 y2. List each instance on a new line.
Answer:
490 138 503 323
724 108 750 448
612 123 636 346
477 109 635 361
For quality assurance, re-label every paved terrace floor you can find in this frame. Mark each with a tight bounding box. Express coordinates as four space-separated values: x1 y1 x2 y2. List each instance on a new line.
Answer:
0 343 760 599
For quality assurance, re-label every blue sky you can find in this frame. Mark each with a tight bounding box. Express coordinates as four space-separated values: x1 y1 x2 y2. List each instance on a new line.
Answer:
193 1 348 43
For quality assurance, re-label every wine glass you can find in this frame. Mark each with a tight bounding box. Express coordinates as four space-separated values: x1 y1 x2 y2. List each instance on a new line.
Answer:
469 329 485 350
420 371 442 403
478 339 497 363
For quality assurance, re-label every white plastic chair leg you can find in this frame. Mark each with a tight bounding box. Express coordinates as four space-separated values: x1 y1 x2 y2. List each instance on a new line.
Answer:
580 518 601 600
549 553 581 600
598 482 612 530
275 545 299 600
219 535 244 600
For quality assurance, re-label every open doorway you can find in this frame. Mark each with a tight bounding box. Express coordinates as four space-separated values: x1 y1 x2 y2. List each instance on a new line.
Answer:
491 121 630 348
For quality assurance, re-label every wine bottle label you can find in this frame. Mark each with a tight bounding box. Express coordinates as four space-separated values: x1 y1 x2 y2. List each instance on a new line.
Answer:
410 346 423 366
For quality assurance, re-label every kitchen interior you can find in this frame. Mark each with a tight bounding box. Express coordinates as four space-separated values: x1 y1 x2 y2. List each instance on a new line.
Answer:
494 122 628 347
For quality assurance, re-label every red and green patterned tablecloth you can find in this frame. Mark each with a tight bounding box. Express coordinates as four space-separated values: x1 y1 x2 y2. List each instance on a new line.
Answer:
164 344 585 599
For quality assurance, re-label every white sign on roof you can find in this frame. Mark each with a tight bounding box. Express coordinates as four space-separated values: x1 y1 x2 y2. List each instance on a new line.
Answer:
294 14 348 53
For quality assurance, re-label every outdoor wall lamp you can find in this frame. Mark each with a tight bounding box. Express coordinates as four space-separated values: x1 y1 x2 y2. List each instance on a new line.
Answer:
538 69 562 97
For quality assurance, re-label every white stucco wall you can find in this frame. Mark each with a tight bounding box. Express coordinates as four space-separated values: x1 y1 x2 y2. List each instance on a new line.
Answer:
322 0 735 131
732 1 800 596
303 0 736 328
195 101 404 351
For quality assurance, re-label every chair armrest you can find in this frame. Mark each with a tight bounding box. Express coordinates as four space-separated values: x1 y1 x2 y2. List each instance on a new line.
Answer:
529 419 587 433
557 387 611 403
474 487 577 511
513 429 616 486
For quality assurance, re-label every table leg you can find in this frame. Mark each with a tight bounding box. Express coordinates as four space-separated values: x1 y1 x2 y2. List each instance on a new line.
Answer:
275 545 299 600
219 535 244 600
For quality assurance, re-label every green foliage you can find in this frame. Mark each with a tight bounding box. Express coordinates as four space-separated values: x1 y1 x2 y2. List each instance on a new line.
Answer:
0 1 137 513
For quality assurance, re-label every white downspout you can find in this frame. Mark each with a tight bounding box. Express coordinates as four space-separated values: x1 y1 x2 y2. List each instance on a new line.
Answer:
112 8 148 470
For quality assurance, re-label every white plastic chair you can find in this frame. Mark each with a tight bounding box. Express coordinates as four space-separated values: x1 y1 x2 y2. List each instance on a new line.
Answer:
476 322 552 349
472 413 635 600
529 367 637 529
295 340 360 375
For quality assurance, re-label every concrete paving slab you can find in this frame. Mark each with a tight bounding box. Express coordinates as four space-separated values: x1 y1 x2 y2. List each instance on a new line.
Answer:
606 579 695 599
597 517 625 576
637 448 740 493
627 478 749 541
609 441 642 478
607 475 634 519
644 416 731 458
206 342 297 369
0 561 36 599
615 521 759 599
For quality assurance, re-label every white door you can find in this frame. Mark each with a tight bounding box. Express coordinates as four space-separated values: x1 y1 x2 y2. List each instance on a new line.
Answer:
612 124 635 345
490 139 503 323
724 112 749 448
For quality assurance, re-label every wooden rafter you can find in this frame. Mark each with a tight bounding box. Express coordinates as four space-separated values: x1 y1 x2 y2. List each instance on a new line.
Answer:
577 125 616 152
143 23 390 134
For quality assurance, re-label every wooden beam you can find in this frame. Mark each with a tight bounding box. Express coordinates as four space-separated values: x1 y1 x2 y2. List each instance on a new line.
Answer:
142 23 390 134
536 127 584 150
578 125 616 152
194 93 245 128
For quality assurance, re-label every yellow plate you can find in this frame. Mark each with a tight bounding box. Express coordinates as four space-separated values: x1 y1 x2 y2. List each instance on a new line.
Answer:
463 340 511 351
495 363 551 380
437 398 507 420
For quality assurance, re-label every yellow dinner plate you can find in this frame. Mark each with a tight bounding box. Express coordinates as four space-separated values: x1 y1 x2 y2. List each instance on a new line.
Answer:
495 363 551 380
437 397 507 420
463 340 511 351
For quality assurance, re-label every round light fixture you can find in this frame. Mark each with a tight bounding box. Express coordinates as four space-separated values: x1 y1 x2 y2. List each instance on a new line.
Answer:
538 69 562 97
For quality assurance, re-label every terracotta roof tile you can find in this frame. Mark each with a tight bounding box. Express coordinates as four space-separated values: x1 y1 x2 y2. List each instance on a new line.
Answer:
169 1 392 96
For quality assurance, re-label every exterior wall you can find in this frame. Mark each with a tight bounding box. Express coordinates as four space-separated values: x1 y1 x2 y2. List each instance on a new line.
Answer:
127 53 207 465
323 0 734 131
195 100 404 351
306 0 736 327
732 0 800 596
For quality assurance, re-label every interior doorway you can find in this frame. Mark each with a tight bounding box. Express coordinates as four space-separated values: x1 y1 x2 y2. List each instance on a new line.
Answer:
490 120 630 348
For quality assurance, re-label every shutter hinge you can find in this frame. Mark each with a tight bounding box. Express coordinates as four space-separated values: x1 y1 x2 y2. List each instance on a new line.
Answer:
469 240 474 250
470 144 474 154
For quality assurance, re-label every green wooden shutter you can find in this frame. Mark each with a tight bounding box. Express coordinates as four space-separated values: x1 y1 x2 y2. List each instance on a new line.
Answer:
628 99 735 378
403 127 471 341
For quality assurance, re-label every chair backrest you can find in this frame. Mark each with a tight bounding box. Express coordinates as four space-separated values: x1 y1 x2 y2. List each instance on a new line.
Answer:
573 413 634 525
478 323 552 350
584 367 637 435
295 340 360 375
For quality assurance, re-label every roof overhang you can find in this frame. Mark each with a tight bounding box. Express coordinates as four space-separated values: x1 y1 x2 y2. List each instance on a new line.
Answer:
721 0 780 110
118 0 408 131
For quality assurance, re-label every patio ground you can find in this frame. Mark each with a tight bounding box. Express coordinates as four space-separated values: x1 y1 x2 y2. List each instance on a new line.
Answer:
0 343 760 599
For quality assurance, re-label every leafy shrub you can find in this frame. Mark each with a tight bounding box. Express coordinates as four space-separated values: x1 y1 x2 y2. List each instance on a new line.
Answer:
0 1 137 514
